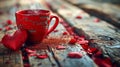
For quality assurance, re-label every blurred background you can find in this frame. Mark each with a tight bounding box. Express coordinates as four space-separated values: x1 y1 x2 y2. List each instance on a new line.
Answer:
0 0 120 21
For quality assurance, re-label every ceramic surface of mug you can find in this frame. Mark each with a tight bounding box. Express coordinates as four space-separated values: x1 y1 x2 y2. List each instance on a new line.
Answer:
16 9 59 45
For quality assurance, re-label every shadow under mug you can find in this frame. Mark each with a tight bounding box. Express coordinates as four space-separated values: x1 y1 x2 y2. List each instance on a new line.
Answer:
15 9 59 45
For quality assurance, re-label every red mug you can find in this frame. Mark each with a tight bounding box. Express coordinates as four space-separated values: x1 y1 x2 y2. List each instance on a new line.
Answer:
15 9 59 45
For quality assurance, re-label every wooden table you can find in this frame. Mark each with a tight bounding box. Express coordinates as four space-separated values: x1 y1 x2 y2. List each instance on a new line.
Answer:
0 0 120 67
66 0 120 28
44 0 120 66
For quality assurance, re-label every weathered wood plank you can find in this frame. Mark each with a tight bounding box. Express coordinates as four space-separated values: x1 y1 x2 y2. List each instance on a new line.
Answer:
28 22 70 67
29 49 58 67
49 44 97 67
27 1 97 66
0 44 23 67
66 0 120 28
44 0 120 65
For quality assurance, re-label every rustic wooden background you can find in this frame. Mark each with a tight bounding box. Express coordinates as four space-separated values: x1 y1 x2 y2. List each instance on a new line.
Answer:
0 0 120 67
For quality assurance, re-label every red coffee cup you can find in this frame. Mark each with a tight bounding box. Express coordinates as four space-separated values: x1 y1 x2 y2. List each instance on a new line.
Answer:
15 9 59 45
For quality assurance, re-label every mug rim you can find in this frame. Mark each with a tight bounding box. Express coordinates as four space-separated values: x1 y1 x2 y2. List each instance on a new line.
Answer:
15 9 50 16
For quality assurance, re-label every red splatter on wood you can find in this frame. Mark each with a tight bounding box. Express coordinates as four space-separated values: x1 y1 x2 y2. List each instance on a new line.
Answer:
68 52 83 58
56 45 66 50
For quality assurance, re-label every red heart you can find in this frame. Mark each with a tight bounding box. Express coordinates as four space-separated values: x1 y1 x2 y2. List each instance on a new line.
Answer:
1 29 27 51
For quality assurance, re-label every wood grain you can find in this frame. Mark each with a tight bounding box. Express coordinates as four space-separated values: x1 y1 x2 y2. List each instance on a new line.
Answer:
44 0 120 65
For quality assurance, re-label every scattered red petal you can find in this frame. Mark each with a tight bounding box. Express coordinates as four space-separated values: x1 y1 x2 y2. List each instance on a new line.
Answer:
4 26 12 31
93 57 112 67
25 48 36 54
24 63 30 67
78 40 88 44
22 56 26 60
81 44 89 50
63 31 68 35
56 45 66 50
69 38 77 44
28 53 37 57
94 50 102 57
66 27 74 35
78 37 85 41
6 20 13 25
0 28 2 31
36 54 48 59
76 16 82 19
87 47 98 55
68 52 83 58
74 35 79 39
94 18 100 22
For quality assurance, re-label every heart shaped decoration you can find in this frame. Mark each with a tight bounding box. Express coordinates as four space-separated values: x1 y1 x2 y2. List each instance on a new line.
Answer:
1 29 27 51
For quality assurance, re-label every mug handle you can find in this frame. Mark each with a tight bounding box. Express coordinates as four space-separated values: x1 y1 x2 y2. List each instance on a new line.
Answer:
46 15 59 35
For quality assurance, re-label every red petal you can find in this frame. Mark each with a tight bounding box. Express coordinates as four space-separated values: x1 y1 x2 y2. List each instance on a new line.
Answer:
69 38 77 44
6 20 13 25
56 45 66 50
22 56 28 60
78 40 88 44
25 48 36 54
0 28 2 31
5 26 12 31
68 52 83 58
62 31 68 35
87 47 98 55
93 57 112 67
28 53 37 57
94 18 100 22
81 44 89 50
37 54 48 59
94 50 102 57
66 27 74 35
74 35 79 39
24 63 30 67
76 16 82 19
